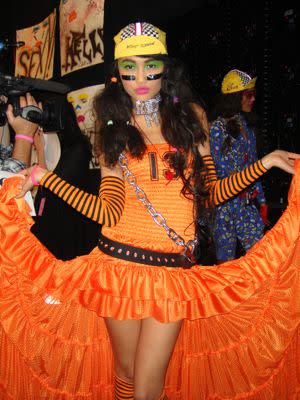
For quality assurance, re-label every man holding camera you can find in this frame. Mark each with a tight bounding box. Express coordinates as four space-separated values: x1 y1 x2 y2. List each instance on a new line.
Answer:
0 93 41 172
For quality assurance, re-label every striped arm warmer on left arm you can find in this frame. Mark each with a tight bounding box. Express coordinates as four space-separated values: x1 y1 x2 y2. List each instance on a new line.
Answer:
202 155 268 206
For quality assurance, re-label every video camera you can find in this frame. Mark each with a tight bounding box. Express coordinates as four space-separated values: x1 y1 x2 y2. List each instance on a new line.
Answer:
0 73 70 132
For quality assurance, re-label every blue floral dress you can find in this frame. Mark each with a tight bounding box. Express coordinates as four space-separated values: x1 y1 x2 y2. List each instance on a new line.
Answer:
209 115 266 261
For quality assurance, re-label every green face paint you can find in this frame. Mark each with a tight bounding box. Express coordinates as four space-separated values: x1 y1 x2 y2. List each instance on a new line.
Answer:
118 58 164 81
118 60 137 71
144 60 164 70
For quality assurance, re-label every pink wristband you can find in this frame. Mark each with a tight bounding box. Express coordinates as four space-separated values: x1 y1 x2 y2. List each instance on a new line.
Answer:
30 164 41 186
15 134 34 144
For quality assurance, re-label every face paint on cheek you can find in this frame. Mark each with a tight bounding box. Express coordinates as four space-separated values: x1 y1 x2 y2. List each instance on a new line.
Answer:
121 75 136 80
118 60 137 82
146 73 163 80
144 60 164 81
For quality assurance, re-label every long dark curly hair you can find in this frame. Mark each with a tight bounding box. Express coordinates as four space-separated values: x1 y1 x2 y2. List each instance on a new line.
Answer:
208 91 259 154
93 55 211 240
209 92 242 153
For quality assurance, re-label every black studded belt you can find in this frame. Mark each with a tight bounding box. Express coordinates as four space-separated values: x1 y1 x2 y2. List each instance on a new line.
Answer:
98 233 195 268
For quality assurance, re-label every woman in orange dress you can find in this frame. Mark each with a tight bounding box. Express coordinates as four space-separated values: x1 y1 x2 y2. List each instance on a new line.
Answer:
1 21 300 400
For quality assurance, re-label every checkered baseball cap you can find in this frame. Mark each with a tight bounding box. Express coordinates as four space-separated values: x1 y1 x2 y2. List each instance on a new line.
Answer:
221 69 257 94
114 22 167 59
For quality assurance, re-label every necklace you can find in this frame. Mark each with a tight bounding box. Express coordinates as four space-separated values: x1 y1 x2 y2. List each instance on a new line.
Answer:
134 93 161 127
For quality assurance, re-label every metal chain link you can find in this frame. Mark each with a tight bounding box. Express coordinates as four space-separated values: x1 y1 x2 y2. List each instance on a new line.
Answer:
118 152 197 260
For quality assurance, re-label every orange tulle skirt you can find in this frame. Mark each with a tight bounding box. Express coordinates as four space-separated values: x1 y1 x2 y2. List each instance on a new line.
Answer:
1 164 300 399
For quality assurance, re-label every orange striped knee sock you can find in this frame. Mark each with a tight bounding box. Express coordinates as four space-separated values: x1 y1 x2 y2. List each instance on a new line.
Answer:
114 375 134 399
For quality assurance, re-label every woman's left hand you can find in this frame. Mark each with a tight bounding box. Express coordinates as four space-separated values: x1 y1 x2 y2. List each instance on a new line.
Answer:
261 150 300 174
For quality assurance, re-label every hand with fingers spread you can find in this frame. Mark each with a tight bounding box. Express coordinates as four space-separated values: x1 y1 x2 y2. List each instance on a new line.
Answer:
261 150 300 174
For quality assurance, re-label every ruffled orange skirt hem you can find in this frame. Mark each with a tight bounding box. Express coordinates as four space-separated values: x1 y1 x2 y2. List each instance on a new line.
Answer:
1 163 300 399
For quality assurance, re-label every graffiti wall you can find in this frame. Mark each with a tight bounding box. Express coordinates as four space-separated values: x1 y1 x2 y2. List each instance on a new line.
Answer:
67 83 104 168
12 2 106 169
59 0 105 76
15 9 56 79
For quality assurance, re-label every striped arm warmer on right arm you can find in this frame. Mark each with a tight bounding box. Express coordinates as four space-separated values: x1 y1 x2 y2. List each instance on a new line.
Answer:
40 173 125 227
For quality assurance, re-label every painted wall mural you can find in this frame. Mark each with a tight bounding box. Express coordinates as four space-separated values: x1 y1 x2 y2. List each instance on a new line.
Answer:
15 10 56 79
67 83 104 168
60 0 105 76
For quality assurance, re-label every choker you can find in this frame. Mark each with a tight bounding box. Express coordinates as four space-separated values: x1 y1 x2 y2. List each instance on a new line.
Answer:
134 93 161 127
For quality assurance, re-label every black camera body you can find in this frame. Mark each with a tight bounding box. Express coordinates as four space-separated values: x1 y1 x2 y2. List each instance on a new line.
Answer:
0 73 70 132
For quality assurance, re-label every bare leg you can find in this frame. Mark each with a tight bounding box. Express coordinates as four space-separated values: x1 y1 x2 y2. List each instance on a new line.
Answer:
104 317 141 382
105 317 182 400
134 317 182 400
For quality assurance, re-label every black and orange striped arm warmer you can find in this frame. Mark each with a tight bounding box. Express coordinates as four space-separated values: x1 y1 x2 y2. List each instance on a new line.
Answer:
202 155 267 206
40 173 125 227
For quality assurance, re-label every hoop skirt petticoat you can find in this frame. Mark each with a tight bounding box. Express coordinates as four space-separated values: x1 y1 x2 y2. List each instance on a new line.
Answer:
0 164 300 399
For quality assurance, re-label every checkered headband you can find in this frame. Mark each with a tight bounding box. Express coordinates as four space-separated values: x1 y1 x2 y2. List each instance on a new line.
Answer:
114 22 167 59
120 22 160 41
234 69 252 86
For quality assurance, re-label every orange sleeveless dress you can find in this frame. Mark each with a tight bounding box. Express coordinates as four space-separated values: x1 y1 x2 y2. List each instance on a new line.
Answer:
0 144 300 399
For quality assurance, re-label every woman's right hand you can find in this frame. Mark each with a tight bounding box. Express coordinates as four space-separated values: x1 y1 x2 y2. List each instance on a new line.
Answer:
261 150 300 174
15 165 48 199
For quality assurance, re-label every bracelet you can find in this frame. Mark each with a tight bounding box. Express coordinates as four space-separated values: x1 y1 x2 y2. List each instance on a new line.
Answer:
15 134 34 144
30 164 41 186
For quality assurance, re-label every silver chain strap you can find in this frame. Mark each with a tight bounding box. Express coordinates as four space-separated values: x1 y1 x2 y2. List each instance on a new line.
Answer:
118 152 197 261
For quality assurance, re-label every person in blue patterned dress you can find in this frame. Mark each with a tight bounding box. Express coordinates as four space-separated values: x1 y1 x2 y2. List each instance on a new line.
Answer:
209 69 267 263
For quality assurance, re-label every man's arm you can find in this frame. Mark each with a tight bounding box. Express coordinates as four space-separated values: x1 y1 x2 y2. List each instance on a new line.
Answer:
5 93 40 168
